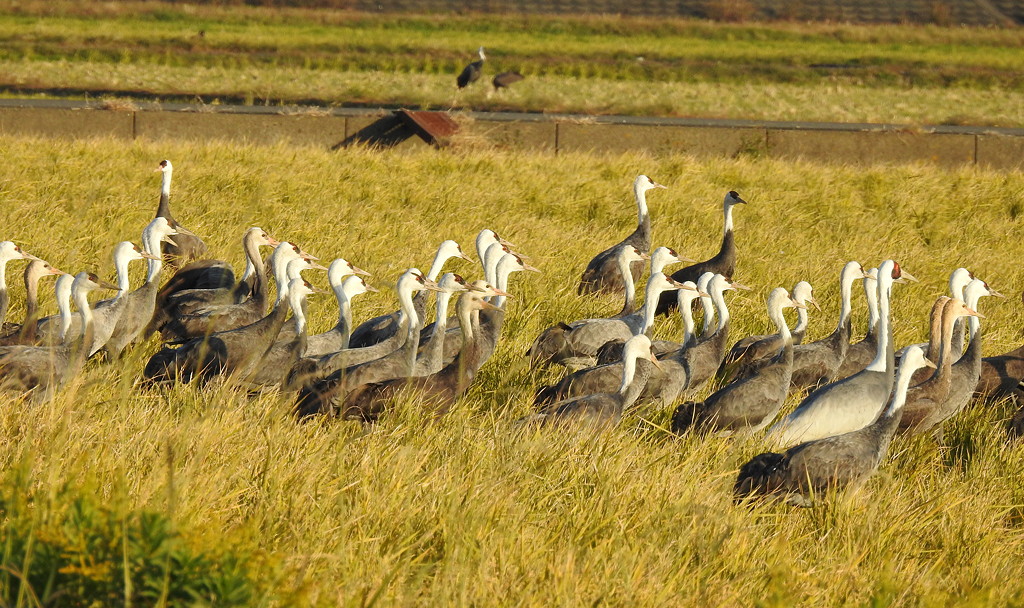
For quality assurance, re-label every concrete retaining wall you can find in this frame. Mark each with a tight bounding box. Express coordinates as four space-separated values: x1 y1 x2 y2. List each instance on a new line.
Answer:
0 100 1020 170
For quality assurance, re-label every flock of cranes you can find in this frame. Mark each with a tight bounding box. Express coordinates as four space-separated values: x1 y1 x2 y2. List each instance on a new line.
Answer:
2 163 1024 508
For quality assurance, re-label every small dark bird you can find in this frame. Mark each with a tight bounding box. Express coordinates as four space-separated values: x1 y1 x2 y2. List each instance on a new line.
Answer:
456 47 486 89
492 71 524 91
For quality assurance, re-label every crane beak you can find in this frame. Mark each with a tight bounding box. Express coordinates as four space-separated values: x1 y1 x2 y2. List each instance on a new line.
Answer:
498 236 515 249
265 235 282 247
299 251 319 261
649 352 664 371
351 265 371 277
310 285 329 295
308 262 328 271
790 299 807 309
677 254 697 263
922 356 937 369
489 287 513 299
698 291 711 298
479 299 504 312
640 252 652 261
807 297 821 311
140 252 162 261
364 283 380 293
895 270 919 284
652 181 667 190
459 252 475 263
522 261 542 273
47 266 63 275
990 288 1005 298
97 279 119 291
422 278 445 293
965 305 985 319
730 281 752 291
467 283 488 293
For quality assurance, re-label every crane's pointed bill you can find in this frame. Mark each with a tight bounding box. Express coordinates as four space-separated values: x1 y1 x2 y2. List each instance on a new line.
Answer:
308 262 329 271
895 270 919 283
458 251 475 263
730 281 752 291
140 252 162 261
351 265 371 276
479 300 503 312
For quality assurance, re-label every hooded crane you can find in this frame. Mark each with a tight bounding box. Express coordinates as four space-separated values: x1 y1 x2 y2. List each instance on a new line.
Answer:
735 346 934 506
577 175 668 296
456 47 486 88
656 191 746 316
153 160 207 268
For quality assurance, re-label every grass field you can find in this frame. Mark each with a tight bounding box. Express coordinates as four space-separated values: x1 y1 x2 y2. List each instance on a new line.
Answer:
2 1 1024 126
2 135 1024 605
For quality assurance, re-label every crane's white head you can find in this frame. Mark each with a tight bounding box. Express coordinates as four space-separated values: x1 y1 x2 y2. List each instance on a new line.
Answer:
899 345 935 376
155 159 173 174
115 241 160 265
438 239 474 264
618 245 650 265
327 257 371 287
949 267 974 300
246 227 280 248
635 175 667 192
724 190 747 206
286 257 327 282
767 286 803 313
0 241 39 262
341 275 378 299
841 261 869 286
623 334 660 369
791 281 818 310
437 272 474 294
649 246 694 275
886 260 917 284
498 252 540 277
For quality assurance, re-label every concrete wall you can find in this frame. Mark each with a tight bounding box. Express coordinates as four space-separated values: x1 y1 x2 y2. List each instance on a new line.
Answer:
0 100 1020 171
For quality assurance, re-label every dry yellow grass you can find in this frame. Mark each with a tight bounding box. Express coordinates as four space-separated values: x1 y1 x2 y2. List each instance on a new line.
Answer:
1 135 1024 605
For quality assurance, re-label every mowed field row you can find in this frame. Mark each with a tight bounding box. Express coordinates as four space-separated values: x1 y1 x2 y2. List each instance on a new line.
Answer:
2 135 1024 605
2 1 1024 126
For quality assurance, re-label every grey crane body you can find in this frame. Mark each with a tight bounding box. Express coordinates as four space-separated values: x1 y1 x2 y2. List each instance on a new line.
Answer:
293 269 442 418
149 227 279 337
143 283 297 386
0 273 114 395
304 271 375 358
673 287 801 436
341 290 494 422
577 175 663 297
236 280 318 389
521 335 658 428
735 346 932 506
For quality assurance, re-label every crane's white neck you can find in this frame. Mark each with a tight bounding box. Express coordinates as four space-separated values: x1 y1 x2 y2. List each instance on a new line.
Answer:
793 306 808 335
55 276 74 342
483 242 505 286
619 253 637 312
723 201 735 234
965 288 983 340
273 260 293 306
677 292 696 346
495 262 515 309
161 169 172 197
769 301 792 344
427 247 454 283
865 276 894 373
398 280 420 332
712 285 730 331
837 272 855 333
289 290 308 334
334 288 353 347
113 253 133 298
0 258 9 291
432 291 454 338
618 348 639 395
143 228 165 284
700 293 715 336
884 358 919 418
634 182 649 223
864 277 879 333
72 286 95 331
639 276 669 334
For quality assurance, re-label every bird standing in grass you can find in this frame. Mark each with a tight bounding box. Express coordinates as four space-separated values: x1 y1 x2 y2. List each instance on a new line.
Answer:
457 47 486 89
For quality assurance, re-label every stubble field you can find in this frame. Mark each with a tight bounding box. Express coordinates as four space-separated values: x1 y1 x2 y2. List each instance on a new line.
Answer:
1 135 1024 605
